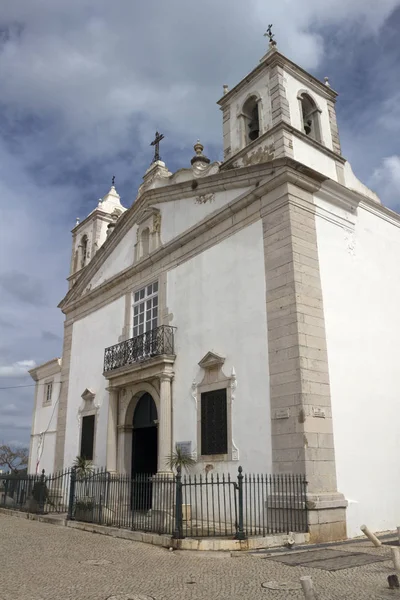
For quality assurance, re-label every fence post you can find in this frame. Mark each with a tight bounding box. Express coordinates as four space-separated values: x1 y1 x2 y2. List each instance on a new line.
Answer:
3 478 8 505
172 466 183 539
38 470 46 514
235 466 246 540
67 467 76 520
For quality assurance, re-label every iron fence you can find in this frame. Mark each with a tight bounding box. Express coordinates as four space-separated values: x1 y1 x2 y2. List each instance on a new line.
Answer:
70 469 175 534
177 467 308 538
104 325 176 373
0 469 70 514
0 467 308 539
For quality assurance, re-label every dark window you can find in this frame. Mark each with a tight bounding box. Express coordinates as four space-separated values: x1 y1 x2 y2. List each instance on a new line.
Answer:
201 389 228 455
80 415 95 460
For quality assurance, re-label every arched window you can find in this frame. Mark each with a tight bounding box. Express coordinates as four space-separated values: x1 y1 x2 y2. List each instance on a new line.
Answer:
80 235 88 269
299 93 321 142
141 228 150 256
242 96 260 144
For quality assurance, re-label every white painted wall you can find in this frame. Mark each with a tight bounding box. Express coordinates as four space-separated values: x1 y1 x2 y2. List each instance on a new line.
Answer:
315 195 400 537
343 162 381 203
91 225 137 289
29 371 61 474
154 188 251 246
64 297 125 469
292 137 338 181
167 220 272 475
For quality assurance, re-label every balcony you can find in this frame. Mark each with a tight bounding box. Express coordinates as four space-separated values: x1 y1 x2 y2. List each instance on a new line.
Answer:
104 325 176 373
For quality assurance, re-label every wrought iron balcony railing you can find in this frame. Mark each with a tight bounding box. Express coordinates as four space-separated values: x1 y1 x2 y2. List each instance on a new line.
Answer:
104 325 176 373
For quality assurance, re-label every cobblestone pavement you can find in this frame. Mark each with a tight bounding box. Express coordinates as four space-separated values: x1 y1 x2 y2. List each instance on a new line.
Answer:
0 514 398 600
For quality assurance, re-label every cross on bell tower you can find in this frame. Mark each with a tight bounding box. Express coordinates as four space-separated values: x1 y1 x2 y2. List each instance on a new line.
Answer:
150 131 165 163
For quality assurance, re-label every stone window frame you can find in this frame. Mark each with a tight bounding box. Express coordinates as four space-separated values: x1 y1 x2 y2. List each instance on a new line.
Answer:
238 91 264 150
77 388 100 464
43 379 53 407
297 90 323 145
193 352 239 463
134 208 162 262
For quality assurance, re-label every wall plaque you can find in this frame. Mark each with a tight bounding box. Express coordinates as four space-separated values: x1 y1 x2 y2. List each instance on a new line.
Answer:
176 441 192 455
273 408 290 420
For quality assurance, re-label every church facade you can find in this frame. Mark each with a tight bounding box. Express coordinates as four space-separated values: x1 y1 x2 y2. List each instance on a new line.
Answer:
28 41 400 542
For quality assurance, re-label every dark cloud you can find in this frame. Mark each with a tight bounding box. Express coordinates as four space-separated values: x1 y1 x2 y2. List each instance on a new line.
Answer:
0 272 45 306
41 330 61 342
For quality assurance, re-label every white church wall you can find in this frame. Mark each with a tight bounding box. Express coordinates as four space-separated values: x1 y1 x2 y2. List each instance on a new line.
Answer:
292 136 338 181
29 372 61 474
167 219 272 475
154 188 252 246
63 296 125 469
343 162 381 203
315 196 400 537
91 225 138 290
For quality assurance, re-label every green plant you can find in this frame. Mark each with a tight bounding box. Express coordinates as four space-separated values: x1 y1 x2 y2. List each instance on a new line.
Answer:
166 445 196 473
75 497 94 511
72 456 94 479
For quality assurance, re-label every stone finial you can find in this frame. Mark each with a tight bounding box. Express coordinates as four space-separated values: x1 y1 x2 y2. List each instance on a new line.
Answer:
191 140 211 167
75 217 80 226
223 84 229 95
324 76 331 87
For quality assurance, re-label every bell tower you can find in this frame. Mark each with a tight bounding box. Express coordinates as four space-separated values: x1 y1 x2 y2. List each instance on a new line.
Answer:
68 180 126 288
217 32 344 182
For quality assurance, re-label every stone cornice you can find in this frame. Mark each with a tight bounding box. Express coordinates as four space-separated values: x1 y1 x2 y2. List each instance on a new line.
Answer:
71 208 121 234
29 358 62 381
217 50 337 107
358 197 400 229
221 122 345 171
59 160 330 314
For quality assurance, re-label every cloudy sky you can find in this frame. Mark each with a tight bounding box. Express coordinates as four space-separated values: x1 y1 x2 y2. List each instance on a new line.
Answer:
0 0 399 449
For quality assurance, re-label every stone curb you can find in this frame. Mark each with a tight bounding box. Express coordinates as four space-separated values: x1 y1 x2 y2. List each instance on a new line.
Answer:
0 507 309 551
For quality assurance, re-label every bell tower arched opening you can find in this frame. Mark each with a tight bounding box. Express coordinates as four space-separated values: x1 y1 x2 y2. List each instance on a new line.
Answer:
242 96 260 144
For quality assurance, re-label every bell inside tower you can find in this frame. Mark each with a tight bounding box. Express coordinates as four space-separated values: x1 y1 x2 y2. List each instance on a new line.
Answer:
243 96 260 144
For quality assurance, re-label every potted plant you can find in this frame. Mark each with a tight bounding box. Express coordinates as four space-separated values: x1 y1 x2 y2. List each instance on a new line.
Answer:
166 445 196 522
166 445 196 473
72 456 94 479
74 497 95 522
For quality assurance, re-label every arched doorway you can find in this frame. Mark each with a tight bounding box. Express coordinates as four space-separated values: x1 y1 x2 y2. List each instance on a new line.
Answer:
131 392 158 476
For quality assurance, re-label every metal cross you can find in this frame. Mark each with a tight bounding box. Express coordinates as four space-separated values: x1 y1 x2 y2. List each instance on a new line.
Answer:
111 175 115 186
264 24 276 46
150 131 164 163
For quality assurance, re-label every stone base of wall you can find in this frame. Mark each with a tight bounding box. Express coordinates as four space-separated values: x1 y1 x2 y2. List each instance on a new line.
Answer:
0 507 309 551
307 492 348 543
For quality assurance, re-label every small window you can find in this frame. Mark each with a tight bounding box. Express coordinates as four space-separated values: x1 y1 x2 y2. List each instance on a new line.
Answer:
201 389 228 455
300 93 321 142
44 382 53 405
80 415 95 460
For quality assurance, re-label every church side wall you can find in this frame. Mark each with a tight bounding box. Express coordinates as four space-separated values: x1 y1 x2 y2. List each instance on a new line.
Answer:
167 220 272 475
63 297 125 469
315 196 400 537
28 373 61 474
